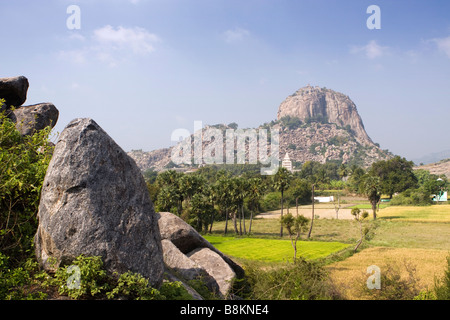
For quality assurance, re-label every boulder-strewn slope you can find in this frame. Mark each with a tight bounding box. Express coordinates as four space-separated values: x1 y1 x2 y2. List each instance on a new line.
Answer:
414 158 450 179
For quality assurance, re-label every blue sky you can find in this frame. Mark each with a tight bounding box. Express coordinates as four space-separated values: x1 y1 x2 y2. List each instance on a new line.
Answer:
1 0 449 161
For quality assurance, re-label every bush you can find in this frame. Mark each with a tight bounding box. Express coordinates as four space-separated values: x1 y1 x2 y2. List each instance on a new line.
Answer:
260 192 281 211
0 106 54 265
390 188 432 206
242 259 340 300
361 260 421 300
434 255 450 300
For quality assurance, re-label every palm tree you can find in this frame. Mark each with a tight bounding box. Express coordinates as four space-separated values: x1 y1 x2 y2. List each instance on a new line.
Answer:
214 177 233 234
273 167 292 237
362 175 381 219
246 177 266 234
155 170 184 215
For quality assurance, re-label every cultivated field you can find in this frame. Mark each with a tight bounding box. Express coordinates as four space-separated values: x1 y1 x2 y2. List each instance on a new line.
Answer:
208 202 450 299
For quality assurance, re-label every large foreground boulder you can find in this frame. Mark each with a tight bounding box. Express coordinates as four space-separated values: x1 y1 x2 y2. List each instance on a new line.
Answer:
0 76 29 109
35 118 165 287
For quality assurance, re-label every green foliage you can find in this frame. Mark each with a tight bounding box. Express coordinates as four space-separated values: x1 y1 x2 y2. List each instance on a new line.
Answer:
0 252 47 300
281 213 309 261
243 259 340 300
433 255 450 300
327 135 348 147
159 281 194 300
107 272 163 300
0 107 54 265
368 156 418 198
51 255 109 299
279 116 303 130
351 208 369 252
260 191 281 211
287 178 312 206
304 114 328 125
390 188 433 206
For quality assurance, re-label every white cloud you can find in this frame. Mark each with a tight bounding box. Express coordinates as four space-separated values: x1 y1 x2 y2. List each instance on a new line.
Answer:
432 36 450 58
93 25 160 55
58 49 88 65
58 25 160 67
223 27 250 44
350 40 389 59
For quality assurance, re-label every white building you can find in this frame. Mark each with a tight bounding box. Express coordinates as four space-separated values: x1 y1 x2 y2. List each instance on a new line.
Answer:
282 153 293 172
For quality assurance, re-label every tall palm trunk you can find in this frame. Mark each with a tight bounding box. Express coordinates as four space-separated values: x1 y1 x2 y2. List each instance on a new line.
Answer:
224 207 229 234
307 184 315 239
279 190 284 237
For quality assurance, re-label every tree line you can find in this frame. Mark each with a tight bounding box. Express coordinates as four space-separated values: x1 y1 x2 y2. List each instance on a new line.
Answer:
144 156 449 235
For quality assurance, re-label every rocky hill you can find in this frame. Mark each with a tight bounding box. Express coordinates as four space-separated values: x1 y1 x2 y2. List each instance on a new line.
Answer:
129 85 392 171
414 158 450 179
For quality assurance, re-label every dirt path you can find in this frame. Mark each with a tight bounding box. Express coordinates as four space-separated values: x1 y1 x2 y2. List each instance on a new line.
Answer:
256 203 357 220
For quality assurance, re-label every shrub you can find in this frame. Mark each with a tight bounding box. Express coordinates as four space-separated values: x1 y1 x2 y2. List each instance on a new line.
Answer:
390 188 432 206
242 259 340 300
0 106 54 265
260 191 281 211
434 255 450 300
361 260 421 300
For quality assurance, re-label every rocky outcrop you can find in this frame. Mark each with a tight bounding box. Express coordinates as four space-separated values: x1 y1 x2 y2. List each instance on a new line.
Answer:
157 212 244 277
129 85 391 171
157 211 244 297
0 76 58 136
161 239 220 295
9 103 59 136
35 118 165 288
277 85 372 145
187 248 236 297
0 76 29 109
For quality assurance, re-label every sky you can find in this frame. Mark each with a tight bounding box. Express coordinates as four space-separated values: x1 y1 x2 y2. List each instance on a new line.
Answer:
1 0 449 162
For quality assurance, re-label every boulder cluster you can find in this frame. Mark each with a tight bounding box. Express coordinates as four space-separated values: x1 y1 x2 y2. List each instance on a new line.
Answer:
0 76 59 135
2 75 243 299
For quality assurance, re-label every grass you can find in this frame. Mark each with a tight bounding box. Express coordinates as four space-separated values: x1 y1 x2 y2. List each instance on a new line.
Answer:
210 217 369 243
368 220 450 250
203 235 350 263
348 203 391 210
205 202 449 300
326 247 449 299
377 204 450 222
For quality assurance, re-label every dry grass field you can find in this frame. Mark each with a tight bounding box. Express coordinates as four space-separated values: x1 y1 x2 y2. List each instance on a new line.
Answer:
326 247 449 299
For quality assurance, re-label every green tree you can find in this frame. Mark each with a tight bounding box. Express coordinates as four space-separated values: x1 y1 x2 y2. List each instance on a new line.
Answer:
246 177 266 234
179 173 205 212
280 213 309 262
213 177 234 234
189 187 216 233
351 208 369 252
273 167 292 237
369 156 418 198
362 175 381 219
155 170 184 215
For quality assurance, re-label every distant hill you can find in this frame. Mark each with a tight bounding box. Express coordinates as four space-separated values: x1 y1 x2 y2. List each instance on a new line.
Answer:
411 149 450 166
414 158 450 179
129 85 392 172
